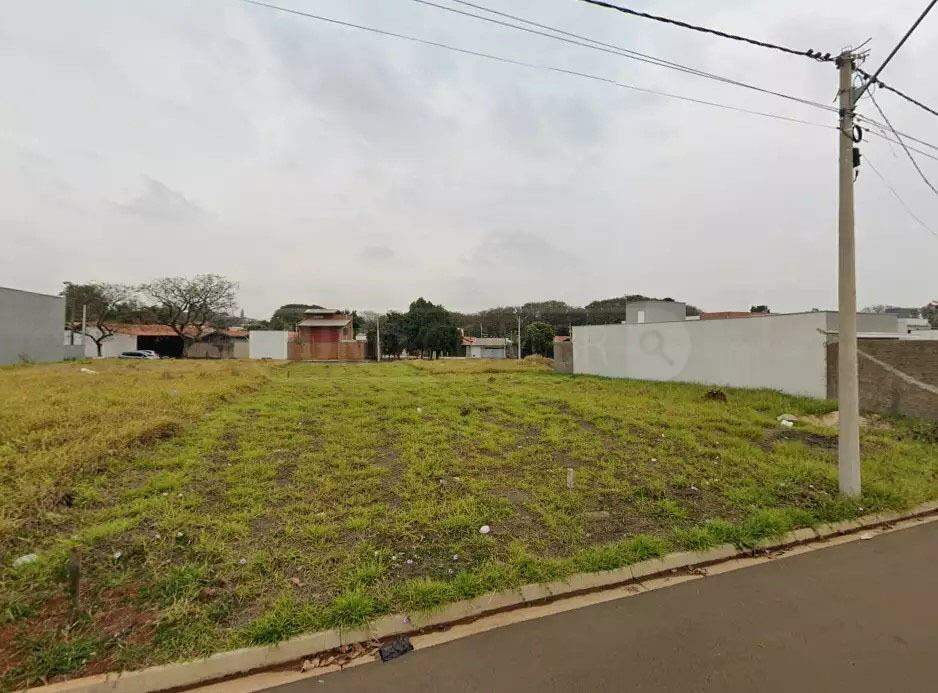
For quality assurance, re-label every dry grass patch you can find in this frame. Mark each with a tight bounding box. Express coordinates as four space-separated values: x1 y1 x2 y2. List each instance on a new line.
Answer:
0 359 272 540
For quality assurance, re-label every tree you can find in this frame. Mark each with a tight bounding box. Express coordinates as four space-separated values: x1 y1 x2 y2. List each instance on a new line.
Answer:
523 321 555 357
923 302 938 329
403 298 460 358
268 304 323 331
348 310 365 333
381 311 409 358
139 274 237 348
61 282 138 356
750 305 770 314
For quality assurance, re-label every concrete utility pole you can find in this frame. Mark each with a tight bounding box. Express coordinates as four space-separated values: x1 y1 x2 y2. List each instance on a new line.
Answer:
376 315 381 362
517 310 522 361
81 304 87 352
836 50 861 498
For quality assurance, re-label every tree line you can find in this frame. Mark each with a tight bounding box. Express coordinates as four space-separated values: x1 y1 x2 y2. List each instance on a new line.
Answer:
450 295 703 339
863 303 938 327
65 276 938 360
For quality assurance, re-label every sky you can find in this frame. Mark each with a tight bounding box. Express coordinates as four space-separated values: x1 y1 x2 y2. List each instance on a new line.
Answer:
2 0 936 318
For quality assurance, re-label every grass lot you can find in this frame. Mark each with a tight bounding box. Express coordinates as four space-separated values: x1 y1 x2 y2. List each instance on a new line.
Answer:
1 358 936 688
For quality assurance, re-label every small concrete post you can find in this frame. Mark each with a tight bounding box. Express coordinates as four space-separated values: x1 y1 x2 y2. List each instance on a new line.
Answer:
566 467 575 490
67 548 80 619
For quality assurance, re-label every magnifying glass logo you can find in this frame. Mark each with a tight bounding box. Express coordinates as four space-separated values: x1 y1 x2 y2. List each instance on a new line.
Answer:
639 330 674 366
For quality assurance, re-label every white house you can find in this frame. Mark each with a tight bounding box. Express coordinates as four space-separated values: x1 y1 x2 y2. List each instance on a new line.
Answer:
463 336 509 359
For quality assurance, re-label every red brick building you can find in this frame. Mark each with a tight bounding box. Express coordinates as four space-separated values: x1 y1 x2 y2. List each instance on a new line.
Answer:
288 308 365 361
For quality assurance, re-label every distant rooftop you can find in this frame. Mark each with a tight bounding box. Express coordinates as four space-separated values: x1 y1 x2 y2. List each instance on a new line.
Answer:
298 318 351 328
462 337 508 347
304 308 343 315
700 312 768 320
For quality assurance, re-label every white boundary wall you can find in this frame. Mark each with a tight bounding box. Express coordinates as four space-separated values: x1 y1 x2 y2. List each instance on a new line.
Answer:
0 287 66 365
249 330 289 360
78 328 137 358
572 313 830 398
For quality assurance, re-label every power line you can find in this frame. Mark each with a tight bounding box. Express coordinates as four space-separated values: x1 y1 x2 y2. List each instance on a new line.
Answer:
865 154 937 237
856 67 938 119
575 0 835 62
409 0 838 114
868 89 938 194
864 126 938 165
856 113 938 154
240 0 836 131
238 1 938 176
422 1 938 157
241 1 938 160
856 0 938 100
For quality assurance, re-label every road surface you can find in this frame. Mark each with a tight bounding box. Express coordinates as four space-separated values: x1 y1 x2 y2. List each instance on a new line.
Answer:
270 521 938 692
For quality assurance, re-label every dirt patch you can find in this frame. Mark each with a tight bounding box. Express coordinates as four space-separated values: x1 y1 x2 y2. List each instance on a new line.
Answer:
762 428 837 450
92 604 157 641
136 419 182 445
250 515 280 537
580 507 660 546
0 583 157 687
801 411 877 429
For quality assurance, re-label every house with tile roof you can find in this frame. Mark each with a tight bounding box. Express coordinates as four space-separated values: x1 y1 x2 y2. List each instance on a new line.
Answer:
462 336 509 359
78 324 248 358
288 308 365 361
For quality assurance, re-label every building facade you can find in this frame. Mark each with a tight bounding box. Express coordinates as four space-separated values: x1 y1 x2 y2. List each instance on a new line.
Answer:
79 324 248 358
288 308 365 360
463 336 509 359
624 300 687 324
571 311 905 399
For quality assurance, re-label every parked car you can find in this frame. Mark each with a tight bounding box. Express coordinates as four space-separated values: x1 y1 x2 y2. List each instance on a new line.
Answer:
119 351 160 359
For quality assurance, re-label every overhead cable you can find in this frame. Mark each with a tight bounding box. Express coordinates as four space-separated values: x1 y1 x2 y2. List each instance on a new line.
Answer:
241 0 836 130
409 0 838 114
575 0 836 62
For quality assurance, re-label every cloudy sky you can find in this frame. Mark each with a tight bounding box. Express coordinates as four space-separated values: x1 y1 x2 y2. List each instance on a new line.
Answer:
3 0 936 318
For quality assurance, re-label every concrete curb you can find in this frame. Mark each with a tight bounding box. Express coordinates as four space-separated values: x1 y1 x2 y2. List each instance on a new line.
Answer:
31 500 938 693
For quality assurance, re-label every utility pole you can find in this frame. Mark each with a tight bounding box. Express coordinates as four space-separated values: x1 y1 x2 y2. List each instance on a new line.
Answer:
517 311 522 361
836 50 861 498
81 304 88 354
376 315 381 362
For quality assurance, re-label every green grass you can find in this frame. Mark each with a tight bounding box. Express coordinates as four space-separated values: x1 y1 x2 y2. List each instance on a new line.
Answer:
1 359 936 688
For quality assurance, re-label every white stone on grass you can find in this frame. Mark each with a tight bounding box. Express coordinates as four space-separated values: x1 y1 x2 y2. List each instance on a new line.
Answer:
12 554 38 568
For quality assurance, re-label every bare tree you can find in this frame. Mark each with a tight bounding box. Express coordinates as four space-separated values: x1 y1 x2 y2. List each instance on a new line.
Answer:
62 282 137 356
923 301 938 329
139 275 237 348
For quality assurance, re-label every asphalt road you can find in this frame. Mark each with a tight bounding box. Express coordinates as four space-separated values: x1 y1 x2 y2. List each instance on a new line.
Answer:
271 522 938 692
